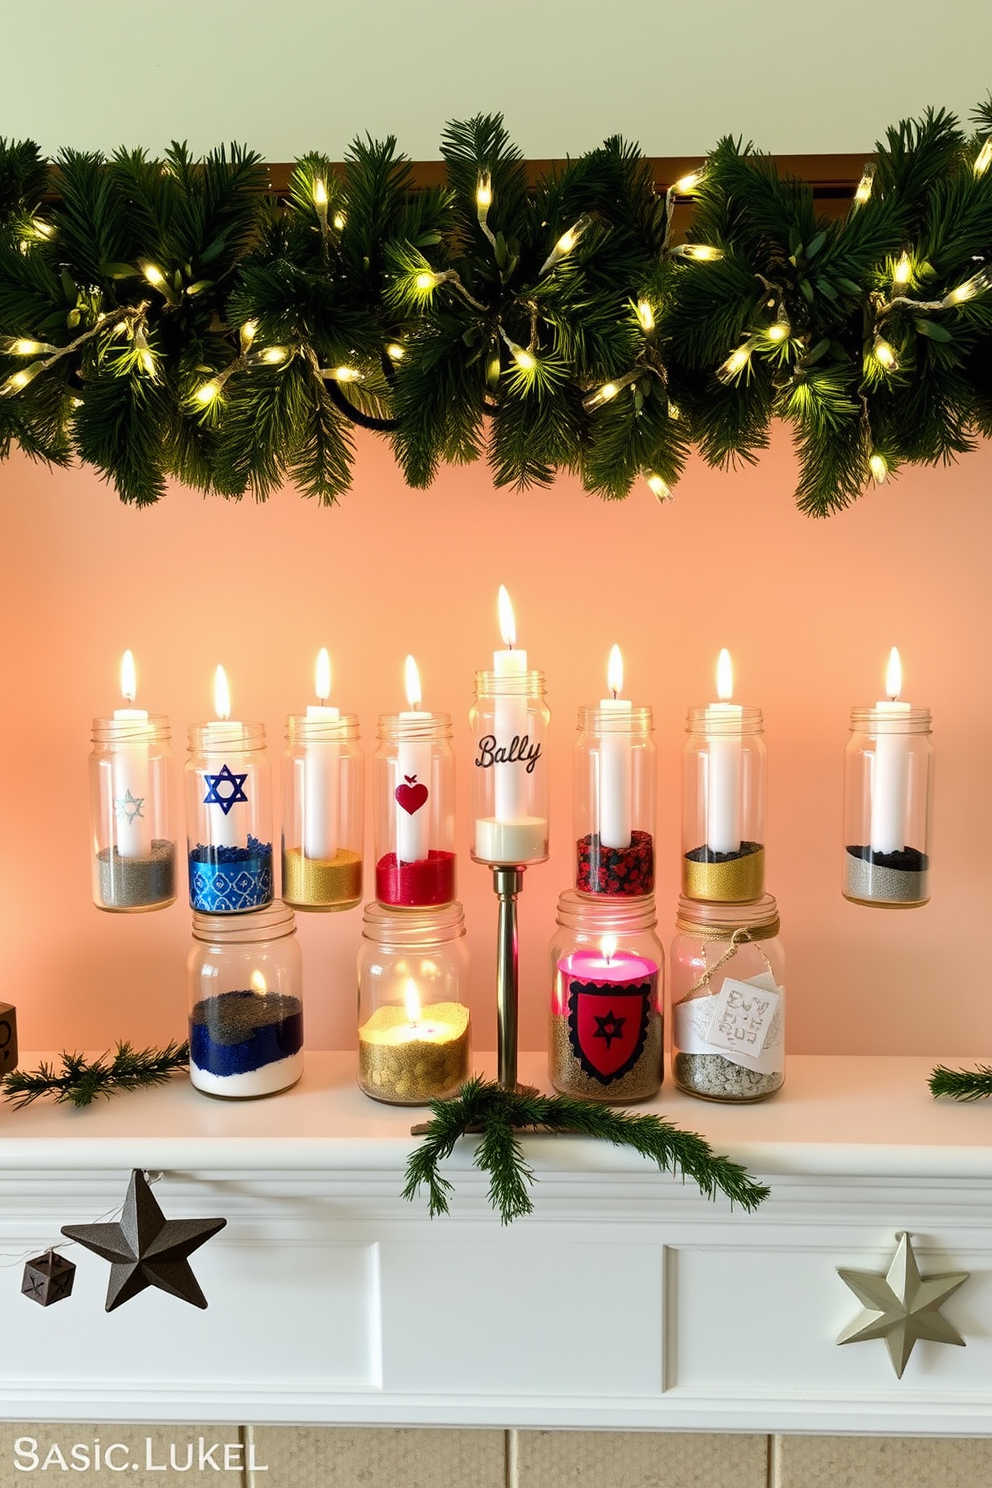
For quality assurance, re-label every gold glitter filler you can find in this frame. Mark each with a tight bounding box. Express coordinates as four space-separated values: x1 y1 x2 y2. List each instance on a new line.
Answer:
282 846 362 910
358 1002 470 1104
682 843 764 902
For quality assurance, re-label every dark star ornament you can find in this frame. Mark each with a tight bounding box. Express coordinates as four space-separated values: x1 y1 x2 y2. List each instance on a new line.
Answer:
593 1010 626 1049
61 1168 226 1312
837 1230 968 1378
202 763 248 815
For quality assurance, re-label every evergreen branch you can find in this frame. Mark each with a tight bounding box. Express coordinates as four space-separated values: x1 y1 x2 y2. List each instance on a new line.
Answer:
403 1077 770 1224
929 1064 992 1101
2 1041 190 1109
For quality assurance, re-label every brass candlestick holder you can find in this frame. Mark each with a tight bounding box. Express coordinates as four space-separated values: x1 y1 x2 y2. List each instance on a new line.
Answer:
493 865 525 1091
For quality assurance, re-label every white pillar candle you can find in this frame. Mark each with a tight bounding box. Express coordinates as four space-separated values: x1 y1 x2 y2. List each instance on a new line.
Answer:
598 643 632 850
302 647 340 860
203 664 249 849
870 647 912 855
396 655 431 864
493 584 529 822
705 648 743 855
111 649 153 859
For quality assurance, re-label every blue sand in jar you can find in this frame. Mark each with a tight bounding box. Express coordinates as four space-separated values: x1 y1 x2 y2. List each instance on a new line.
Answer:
188 835 273 912
189 990 304 1077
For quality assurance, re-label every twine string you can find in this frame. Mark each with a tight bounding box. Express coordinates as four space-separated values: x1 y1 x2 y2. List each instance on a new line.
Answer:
685 927 774 999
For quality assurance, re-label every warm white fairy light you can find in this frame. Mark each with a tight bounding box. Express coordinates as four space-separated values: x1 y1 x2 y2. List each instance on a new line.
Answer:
674 243 724 262
0 364 41 396
636 299 655 333
313 178 329 233
142 263 166 288
333 212 346 232
853 163 876 206
239 320 258 351
974 137 992 176
259 346 289 365
414 269 441 291
195 380 220 404
582 368 639 412
893 252 912 286
942 267 992 306
510 343 536 372
386 342 406 361
328 365 363 382
869 452 888 483
539 213 593 275
644 470 672 501
476 170 493 212
716 342 753 383
673 169 704 195
873 335 899 371
766 304 791 342
667 400 681 420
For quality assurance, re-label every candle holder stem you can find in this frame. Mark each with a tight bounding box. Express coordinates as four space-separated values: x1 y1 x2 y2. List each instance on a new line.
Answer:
492 866 524 1091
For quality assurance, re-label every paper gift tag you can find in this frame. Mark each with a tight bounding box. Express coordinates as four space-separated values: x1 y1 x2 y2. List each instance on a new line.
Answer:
706 973 782 1058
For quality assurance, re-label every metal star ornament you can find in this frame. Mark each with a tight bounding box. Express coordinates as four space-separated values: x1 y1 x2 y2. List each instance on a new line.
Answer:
837 1231 968 1378
61 1169 226 1312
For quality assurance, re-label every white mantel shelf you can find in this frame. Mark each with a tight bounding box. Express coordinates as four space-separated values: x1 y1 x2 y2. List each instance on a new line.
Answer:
2 1053 991 1434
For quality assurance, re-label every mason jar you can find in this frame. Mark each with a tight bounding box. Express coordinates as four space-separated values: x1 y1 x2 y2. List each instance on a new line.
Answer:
843 705 933 907
374 711 455 908
282 713 363 911
357 900 471 1104
188 900 303 1098
574 704 655 897
89 714 176 912
682 705 765 902
549 890 664 1102
185 721 273 913
470 670 550 866
671 894 784 1102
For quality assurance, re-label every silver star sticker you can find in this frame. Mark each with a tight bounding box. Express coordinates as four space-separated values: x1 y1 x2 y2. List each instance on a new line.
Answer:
837 1231 968 1378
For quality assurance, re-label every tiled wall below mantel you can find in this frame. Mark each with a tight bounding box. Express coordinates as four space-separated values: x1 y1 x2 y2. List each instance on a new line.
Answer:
3 1426 992 1487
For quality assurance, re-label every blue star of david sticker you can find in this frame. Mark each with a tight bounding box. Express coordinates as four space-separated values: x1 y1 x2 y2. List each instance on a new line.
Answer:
114 788 146 825
203 763 249 816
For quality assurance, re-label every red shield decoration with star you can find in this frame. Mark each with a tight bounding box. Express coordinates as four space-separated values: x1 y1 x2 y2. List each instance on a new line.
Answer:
566 977 654 1084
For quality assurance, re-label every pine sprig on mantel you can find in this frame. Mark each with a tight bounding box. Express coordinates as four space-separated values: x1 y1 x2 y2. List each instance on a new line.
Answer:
5 102 992 513
929 1063 992 1101
402 1077 770 1223
1 1041 190 1109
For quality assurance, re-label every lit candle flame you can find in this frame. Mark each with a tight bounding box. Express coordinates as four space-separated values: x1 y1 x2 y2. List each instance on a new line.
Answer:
404 654 422 711
607 644 624 698
250 970 267 995
404 978 421 1025
120 649 137 705
315 647 332 703
601 935 618 964
716 648 734 702
497 584 516 648
214 664 231 721
885 646 902 700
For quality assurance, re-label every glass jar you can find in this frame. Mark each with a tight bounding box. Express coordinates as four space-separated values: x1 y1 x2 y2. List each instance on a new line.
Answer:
185 722 273 913
89 714 176 912
282 714 363 912
574 705 655 897
357 901 471 1104
470 670 551 865
843 705 933 907
188 900 303 1098
549 891 664 1102
374 711 455 907
683 705 766 902
671 894 784 1102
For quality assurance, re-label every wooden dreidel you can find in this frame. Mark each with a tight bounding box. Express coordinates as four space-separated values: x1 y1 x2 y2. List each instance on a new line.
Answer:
22 1250 76 1306
0 1001 17 1073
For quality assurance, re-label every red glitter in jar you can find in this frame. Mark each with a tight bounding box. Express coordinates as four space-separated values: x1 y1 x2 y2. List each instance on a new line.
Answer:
576 830 654 897
375 850 457 907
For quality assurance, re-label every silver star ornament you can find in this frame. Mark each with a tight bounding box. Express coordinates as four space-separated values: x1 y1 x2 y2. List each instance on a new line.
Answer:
837 1230 968 1378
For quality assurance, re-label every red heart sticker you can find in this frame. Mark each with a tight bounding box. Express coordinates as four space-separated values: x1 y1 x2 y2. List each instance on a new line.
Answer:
395 779 429 815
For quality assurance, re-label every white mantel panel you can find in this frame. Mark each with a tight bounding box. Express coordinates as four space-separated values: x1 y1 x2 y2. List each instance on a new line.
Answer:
379 1231 662 1399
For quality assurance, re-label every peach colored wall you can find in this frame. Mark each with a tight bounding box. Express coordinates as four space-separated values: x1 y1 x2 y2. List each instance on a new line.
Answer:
0 430 989 1057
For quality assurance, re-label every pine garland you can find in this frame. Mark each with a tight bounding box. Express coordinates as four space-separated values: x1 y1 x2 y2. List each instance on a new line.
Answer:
3 104 992 514
402 1077 770 1223
1 1040 190 1108
929 1063 992 1101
